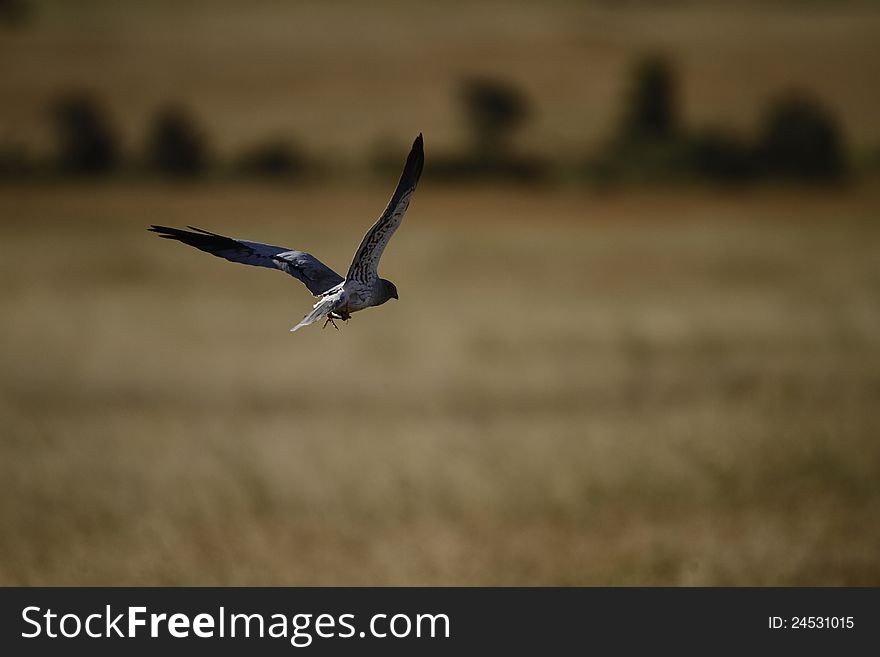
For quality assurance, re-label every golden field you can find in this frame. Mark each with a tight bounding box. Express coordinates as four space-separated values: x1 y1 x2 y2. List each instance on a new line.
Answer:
1 0 879 586
0 182 878 585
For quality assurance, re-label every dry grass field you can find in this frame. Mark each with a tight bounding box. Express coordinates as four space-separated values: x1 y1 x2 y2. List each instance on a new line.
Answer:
1 0 879 586
1 182 878 585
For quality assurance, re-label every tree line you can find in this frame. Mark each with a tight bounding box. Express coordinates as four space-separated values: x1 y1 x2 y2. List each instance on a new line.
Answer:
0 55 855 185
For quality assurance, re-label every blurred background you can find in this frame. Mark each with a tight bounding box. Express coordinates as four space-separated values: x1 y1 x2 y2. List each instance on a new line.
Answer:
1 0 879 585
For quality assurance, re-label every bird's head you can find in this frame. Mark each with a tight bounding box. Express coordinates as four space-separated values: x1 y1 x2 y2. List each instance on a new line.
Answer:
379 278 399 304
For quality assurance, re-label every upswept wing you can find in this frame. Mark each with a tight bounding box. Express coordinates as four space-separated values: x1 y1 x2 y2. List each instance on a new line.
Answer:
346 134 424 285
148 225 343 295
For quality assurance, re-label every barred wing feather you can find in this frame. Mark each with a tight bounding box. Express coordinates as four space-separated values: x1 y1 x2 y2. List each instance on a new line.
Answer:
346 134 424 285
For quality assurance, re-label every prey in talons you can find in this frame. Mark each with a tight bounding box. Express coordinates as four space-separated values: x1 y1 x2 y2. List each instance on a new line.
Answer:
322 310 351 330
149 134 423 334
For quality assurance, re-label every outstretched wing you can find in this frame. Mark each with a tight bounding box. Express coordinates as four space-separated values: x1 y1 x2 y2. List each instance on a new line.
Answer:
149 225 343 295
346 133 424 285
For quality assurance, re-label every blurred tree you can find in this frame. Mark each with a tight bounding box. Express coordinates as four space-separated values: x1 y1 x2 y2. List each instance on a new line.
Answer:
236 139 309 179
585 54 688 184
857 145 880 177
0 142 33 178
51 94 119 174
755 94 846 180
146 105 208 176
686 128 755 182
461 77 530 160
0 0 31 26
619 55 678 143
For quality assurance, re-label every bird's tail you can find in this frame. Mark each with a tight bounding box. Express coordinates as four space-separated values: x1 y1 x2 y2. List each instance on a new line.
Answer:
291 296 344 332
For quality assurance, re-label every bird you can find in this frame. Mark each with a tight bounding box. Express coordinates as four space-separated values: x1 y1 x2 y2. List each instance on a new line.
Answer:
149 133 424 332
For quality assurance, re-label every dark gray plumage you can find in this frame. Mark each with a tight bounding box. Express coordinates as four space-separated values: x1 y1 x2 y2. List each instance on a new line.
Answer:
147 225 344 296
149 133 424 332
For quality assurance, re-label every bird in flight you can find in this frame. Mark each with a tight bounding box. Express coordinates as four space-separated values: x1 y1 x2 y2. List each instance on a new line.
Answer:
149 133 424 332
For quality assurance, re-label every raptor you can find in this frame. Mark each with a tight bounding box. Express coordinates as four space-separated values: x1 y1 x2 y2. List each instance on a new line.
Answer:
149 133 424 332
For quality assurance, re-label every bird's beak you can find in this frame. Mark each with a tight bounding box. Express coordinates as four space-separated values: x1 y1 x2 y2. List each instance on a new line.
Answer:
392 292 399 300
